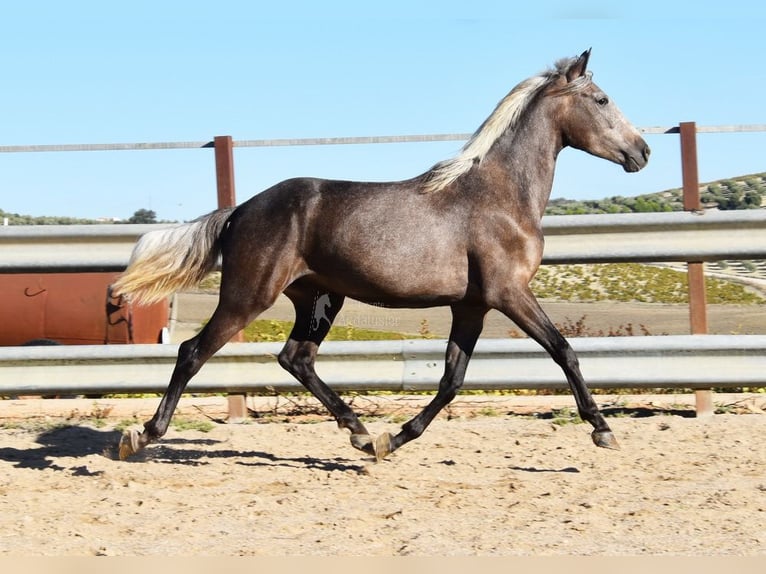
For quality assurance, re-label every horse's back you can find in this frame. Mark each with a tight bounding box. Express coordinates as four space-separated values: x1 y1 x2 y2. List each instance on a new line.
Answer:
230 174 452 240
223 175 472 306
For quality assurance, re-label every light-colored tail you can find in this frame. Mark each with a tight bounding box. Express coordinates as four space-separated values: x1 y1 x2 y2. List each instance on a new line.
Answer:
111 208 234 306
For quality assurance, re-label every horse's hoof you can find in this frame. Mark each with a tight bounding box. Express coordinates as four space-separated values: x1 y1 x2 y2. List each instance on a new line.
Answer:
350 433 375 456
592 430 620 450
373 432 394 462
118 429 141 460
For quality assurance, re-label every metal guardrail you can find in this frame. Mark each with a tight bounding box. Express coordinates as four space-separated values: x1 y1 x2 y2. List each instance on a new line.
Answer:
2 210 766 272
2 211 765 398
1 335 764 396
541 209 766 263
0 223 168 273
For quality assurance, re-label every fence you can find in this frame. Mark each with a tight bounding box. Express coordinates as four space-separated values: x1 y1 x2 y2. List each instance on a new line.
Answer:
1 210 765 407
1 125 766 416
2 209 765 273
1 336 764 397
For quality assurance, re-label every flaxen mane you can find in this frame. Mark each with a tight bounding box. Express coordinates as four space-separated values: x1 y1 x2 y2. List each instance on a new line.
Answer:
421 56 593 194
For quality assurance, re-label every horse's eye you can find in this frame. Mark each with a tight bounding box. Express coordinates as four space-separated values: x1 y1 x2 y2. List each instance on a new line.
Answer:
596 96 609 106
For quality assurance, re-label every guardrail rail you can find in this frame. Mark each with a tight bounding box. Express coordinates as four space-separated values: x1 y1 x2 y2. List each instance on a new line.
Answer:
1 336 764 397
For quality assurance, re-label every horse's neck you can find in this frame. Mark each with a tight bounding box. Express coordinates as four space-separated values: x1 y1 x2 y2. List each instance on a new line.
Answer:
475 104 562 221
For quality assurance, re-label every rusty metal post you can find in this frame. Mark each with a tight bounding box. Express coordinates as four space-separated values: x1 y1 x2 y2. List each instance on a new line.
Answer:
679 122 714 417
214 135 237 209
213 135 248 422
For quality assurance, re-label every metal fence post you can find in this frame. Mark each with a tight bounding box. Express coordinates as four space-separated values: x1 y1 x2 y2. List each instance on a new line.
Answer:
214 135 237 208
679 122 714 417
213 135 248 422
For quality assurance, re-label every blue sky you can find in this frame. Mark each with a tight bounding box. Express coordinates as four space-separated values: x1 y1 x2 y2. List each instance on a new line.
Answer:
1 2 764 221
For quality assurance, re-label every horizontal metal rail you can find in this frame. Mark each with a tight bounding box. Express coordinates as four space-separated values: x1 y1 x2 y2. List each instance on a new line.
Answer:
0 124 764 154
2 210 766 273
0 335 764 396
541 209 766 263
0 223 170 273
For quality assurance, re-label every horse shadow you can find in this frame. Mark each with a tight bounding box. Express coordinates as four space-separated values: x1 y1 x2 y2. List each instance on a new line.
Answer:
0 424 366 474
143 438 367 473
0 424 122 472
529 405 696 420
600 405 696 418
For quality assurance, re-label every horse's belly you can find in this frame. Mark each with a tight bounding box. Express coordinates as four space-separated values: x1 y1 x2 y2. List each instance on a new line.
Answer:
305 253 471 308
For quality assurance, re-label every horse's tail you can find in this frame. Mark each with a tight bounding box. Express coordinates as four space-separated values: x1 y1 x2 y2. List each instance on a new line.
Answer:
111 208 235 306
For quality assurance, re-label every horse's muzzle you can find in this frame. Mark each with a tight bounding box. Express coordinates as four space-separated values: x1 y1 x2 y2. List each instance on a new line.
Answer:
622 140 651 173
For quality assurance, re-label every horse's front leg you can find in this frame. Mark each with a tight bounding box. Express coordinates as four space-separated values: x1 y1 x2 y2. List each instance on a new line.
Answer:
374 304 486 460
492 285 618 450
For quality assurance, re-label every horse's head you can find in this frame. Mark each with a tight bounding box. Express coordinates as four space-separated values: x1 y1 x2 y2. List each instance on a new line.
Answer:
552 49 650 173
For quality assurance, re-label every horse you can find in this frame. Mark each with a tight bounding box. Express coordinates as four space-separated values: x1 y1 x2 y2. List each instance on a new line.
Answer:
113 49 649 461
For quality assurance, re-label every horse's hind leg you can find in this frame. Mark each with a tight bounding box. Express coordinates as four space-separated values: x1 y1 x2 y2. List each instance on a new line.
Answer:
278 288 375 456
119 294 275 460
375 304 487 460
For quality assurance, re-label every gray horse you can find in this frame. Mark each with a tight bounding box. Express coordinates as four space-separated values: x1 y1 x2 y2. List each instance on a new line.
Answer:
114 49 649 461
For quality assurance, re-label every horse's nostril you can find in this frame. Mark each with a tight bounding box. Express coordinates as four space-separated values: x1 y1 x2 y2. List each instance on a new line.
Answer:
643 145 651 160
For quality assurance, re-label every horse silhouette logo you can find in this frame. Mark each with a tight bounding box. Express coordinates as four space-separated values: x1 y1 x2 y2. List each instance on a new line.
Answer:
311 292 332 332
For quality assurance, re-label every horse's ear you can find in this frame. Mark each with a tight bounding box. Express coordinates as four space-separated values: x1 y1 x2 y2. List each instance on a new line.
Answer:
566 48 591 82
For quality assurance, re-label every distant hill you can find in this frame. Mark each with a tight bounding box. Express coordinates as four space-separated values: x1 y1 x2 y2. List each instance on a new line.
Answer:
2 172 765 224
546 172 766 215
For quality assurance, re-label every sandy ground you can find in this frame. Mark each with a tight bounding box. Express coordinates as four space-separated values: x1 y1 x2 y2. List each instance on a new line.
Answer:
1 291 763 557
0 393 764 556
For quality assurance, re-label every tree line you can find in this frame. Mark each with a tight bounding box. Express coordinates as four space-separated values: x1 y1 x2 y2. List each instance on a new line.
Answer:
0 208 164 225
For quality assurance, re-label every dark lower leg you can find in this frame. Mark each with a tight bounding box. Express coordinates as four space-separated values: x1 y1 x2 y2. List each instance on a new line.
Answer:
279 291 374 455
119 304 255 459
548 337 615 446
279 340 374 454
499 290 616 448
387 341 468 454
381 306 485 458
280 339 370 433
